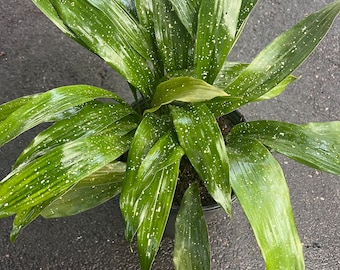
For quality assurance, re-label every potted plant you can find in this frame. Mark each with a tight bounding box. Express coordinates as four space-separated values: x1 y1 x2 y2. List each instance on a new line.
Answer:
0 0 339 269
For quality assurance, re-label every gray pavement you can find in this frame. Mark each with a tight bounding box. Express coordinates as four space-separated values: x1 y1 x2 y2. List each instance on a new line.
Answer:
0 1 339 269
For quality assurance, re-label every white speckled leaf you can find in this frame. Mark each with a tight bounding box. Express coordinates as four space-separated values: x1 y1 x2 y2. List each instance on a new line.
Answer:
0 134 132 219
228 120 340 176
0 85 123 148
173 183 210 270
209 1 340 116
227 138 304 269
170 103 232 215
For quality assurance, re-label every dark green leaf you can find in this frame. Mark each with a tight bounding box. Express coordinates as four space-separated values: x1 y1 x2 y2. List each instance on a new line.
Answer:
36 0 155 96
41 162 126 218
173 183 210 270
169 0 201 37
14 101 137 168
85 0 155 63
152 0 194 72
121 125 184 270
195 0 242 83
100 114 140 137
137 131 184 269
32 0 84 43
0 134 132 218
117 0 138 19
136 0 154 33
214 62 248 88
0 85 123 147
228 120 340 176
147 76 231 113
170 104 232 214
227 138 304 269
120 113 172 241
235 0 258 40
209 1 340 116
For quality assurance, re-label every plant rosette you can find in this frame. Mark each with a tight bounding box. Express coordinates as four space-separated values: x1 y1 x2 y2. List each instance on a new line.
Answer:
1 1 340 270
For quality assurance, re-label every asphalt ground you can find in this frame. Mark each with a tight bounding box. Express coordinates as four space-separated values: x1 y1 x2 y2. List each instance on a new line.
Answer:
0 1 339 269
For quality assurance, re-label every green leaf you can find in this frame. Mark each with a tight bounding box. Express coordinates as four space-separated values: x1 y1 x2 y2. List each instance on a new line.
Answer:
227 138 304 269
41 162 126 218
214 62 248 88
120 113 172 241
87 0 155 61
254 75 298 101
228 121 340 176
214 62 297 101
119 0 137 17
209 1 340 116
152 0 194 72
14 101 136 168
147 76 231 113
195 0 242 83
0 95 38 122
170 104 232 214
173 183 210 270
10 202 52 242
136 131 184 270
32 0 86 44
0 85 123 148
235 0 258 41
169 0 201 37
0 134 132 218
135 0 154 33
36 0 155 96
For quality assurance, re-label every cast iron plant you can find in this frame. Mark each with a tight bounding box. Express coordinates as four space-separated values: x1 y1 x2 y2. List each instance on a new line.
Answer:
1 1 340 269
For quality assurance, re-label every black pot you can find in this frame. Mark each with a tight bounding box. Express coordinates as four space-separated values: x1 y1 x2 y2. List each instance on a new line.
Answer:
164 110 245 238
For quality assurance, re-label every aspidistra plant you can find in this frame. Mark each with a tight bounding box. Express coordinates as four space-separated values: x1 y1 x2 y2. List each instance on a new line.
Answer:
1 0 340 269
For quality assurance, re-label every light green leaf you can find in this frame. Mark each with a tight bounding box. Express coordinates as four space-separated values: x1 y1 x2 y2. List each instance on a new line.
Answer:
10 202 52 242
120 113 172 241
254 75 298 101
0 95 38 122
214 62 297 101
195 0 242 83
41 162 126 218
209 1 340 116
228 121 340 176
227 138 304 269
170 104 232 215
169 0 201 37
173 183 210 270
0 134 132 218
14 101 136 168
0 85 123 147
147 76 231 113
